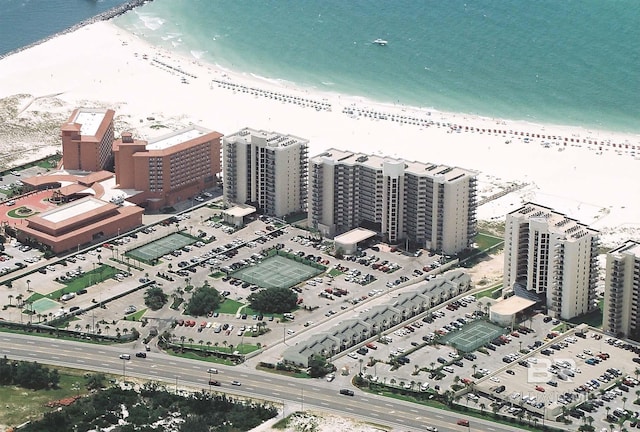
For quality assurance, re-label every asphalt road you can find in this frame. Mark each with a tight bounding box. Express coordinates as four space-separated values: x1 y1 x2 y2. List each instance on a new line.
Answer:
0 332 528 432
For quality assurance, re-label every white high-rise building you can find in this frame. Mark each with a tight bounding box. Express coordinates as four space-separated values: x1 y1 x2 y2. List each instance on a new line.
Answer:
223 128 308 218
603 240 640 340
503 203 599 320
308 149 478 254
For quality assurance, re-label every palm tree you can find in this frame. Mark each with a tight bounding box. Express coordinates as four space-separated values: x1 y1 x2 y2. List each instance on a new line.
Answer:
7 294 12 306
472 364 477 377
413 364 420 375
479 402 486 416
526 412 532 426
206 341 212 352
389 378 396 387
97 254 102 265
75 324 82 331
586 416 594 428
188 337 194 347
430 361 436 371
85 324 91 332
123 328 129 336
214 341 219 348
26 279 31 292
180 335 186 350
198 339 204 350
105 325 110 335
605 406 611 418
622 395 628 410
533 418 539 429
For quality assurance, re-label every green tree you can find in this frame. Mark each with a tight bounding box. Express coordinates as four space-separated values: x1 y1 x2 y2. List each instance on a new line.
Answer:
184 285 221 317
248 287 298 314
308 354 331 378
85 373 106 390
144 286 169 311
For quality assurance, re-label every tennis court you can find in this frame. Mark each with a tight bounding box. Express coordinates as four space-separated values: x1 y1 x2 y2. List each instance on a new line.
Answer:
31 297 61 314
441 320 505 352
232 255 323 289
127 233 195 262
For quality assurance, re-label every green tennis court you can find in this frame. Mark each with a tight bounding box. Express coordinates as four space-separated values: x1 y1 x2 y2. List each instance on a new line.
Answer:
232 255 323 289
30 297 61 314
127 233 195 262
441 320 505 352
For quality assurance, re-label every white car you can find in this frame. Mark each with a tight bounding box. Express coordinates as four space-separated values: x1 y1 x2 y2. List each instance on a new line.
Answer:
347 352 358 359
490 377 500 383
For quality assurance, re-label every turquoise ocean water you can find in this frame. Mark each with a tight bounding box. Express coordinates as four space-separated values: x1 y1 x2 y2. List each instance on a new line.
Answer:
2 0 639 133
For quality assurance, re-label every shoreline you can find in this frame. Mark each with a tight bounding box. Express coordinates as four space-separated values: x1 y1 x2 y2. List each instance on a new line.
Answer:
0 0 153 61
0 19 639 247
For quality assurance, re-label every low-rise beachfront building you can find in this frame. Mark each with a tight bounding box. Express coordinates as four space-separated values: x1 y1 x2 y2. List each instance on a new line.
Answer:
17 196 143 254
308 149 478 254
112 127 222 210
61 108 115 172
222 128 308 218
503 202 599 320
283 270 472 367
603 240 640 340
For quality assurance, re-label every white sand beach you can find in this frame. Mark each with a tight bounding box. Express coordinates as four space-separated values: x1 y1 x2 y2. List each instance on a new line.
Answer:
0 20 638 247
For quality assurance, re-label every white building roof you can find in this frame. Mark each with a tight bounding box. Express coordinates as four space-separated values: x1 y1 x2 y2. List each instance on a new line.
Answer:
147 126 209 150
224 205 256 218
73 109 108 136
334 228 377 245
40 197 107 223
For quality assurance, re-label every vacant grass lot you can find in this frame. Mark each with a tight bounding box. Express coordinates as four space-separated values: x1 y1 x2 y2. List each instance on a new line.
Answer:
0 368 100 427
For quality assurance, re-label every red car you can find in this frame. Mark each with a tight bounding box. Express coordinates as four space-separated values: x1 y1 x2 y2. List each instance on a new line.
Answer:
456 419 469 426
535 385 545 392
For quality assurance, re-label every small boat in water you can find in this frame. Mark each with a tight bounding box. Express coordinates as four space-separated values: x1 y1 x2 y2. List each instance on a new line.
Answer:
373 38 388 46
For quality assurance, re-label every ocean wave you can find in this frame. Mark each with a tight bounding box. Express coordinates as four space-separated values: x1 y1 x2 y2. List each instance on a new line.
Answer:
190 50 207 60
161 32 182 41
138 13 165 31
321 81 335 86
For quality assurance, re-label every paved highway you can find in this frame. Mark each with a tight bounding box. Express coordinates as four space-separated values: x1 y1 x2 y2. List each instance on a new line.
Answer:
0 332 528 432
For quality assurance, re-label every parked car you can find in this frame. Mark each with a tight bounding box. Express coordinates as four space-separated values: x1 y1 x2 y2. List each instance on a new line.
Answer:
339 389 355 396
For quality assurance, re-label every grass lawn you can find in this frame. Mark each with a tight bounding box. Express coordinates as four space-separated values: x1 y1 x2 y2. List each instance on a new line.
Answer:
210 271 225 279
35 265 120 301
124 308 147 321
328 268 343 277
0 367 107 426
474 232 504 250
215 299 244 315
474 284 501 299
214 299 262 317
182 342 260 355
165 349 235 366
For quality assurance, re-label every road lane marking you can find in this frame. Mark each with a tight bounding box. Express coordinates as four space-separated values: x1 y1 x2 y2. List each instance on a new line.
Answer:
240 374 248 377
320 402 328 406
272 392 280 396
51 356 60 360
435 414 443 419
25 341 34 344
77 360 85 363
263 378 272 382
385 403 393 407
410 409 418 413
169 362 176 365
